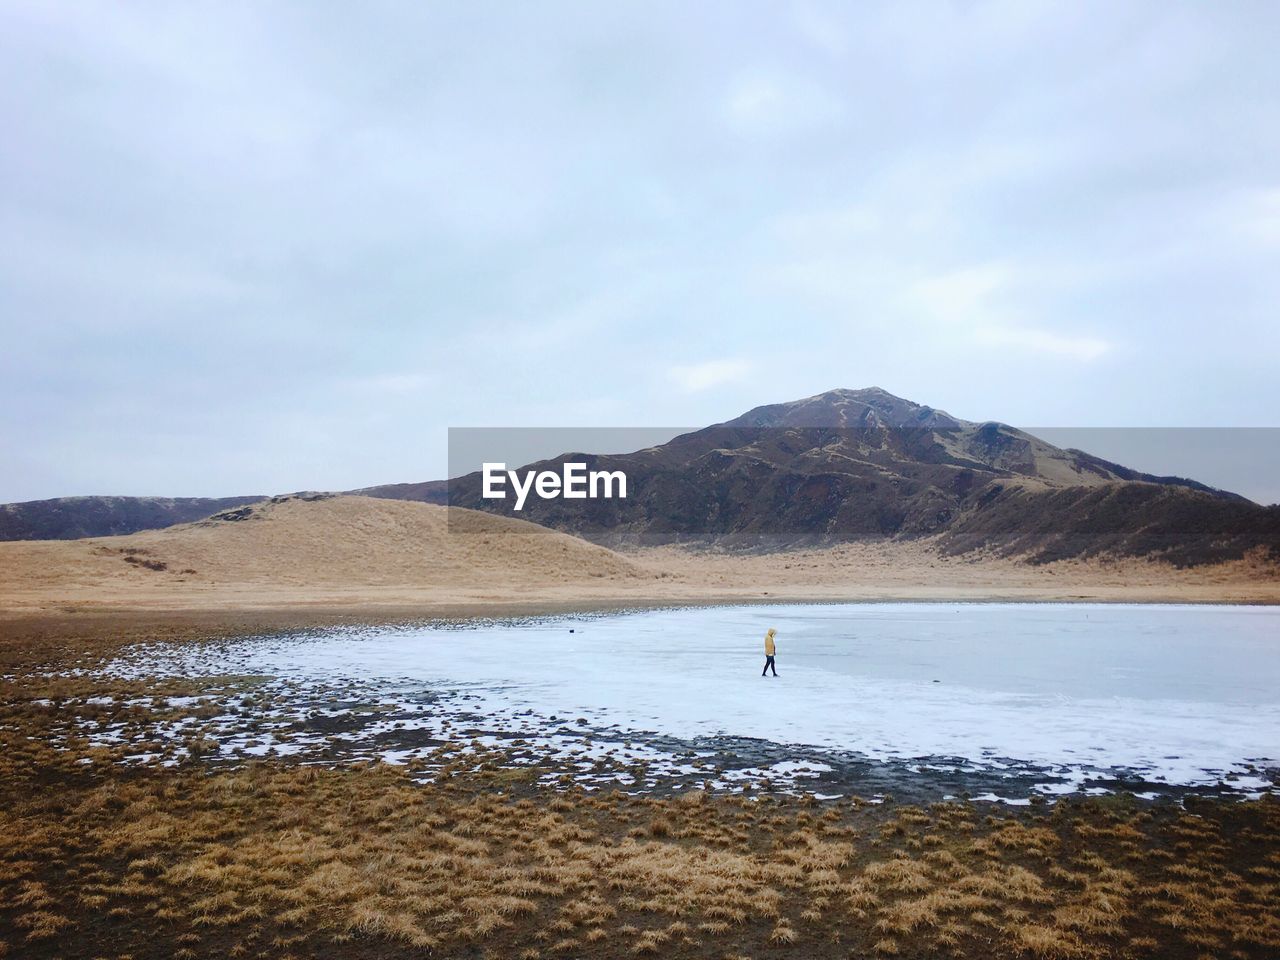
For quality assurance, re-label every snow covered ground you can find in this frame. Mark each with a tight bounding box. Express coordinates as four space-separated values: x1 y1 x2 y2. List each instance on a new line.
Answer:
110 603 1279 798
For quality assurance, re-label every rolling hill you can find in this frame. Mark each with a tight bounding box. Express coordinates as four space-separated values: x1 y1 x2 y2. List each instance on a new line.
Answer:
0 495 653 611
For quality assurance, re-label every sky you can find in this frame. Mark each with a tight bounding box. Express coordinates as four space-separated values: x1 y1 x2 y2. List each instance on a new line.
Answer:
2 1 1278 504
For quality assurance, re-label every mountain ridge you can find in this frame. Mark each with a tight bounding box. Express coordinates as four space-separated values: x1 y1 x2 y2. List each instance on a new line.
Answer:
2 388 1274 566
363 388 1274 565
0 494 265 542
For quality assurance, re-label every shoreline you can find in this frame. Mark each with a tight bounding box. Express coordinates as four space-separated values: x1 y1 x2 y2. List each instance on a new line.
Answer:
3 587 1278 635
1 588 1277 680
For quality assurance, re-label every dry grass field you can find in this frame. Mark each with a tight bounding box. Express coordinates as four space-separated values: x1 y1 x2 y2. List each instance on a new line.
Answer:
4 758 1279 960
0 615 1278 960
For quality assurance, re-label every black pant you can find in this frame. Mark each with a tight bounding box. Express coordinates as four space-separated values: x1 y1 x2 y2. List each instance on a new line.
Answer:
762 655 776 676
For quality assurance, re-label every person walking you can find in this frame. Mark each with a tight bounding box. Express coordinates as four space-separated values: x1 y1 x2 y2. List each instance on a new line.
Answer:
762 627 778 677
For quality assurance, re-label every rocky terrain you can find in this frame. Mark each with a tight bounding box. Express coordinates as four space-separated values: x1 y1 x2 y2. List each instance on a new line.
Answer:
365 388 1280 566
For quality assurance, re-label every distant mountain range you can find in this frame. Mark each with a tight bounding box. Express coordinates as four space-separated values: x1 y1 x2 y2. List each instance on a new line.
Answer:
0 494 264 542
4 388 1278 566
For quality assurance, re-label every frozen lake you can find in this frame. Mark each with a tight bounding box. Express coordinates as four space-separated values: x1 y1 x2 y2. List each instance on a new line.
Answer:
116 603 1280 799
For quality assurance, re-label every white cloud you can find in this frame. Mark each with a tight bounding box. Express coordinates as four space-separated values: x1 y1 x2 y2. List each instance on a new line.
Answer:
724 74 843 135
668 358 754 393
910 263 1012 324
974 326 1112 362
1236 188 1280 247
342 373 432 397
768 206 881 246
910 263 1111 361
791 3 849 57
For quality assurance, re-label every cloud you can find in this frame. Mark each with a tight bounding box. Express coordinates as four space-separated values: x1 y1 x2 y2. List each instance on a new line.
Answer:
1 2 1278 501
1234 188 1280 247
667 359 754 393
724 74 843 135
910 263 1012 325
341 373 432 397
974 326 1113 362
908 263 1112 361
790 3 850 57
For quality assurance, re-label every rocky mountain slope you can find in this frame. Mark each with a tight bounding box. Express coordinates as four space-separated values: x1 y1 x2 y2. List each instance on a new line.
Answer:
360 388 1275 565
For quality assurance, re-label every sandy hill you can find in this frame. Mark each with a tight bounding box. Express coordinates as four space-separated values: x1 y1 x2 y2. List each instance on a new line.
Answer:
0 495 654 613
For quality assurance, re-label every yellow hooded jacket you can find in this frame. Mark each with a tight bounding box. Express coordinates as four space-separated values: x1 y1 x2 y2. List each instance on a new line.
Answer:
764 629 776 656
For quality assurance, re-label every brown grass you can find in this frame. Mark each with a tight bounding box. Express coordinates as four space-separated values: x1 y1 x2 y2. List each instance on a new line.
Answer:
1 747 1277 959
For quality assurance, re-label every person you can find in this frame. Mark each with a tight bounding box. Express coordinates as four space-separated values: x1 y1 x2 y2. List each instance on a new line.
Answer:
762 627 778 677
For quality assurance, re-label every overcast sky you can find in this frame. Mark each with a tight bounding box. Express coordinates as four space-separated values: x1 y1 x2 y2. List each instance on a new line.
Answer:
2 1 1278 504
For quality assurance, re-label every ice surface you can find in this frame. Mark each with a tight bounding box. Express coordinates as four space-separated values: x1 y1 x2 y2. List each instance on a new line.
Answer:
111 603 1279 793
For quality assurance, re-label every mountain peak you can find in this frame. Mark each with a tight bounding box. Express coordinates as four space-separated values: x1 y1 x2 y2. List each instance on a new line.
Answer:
724 387 963 431
823 386 898 398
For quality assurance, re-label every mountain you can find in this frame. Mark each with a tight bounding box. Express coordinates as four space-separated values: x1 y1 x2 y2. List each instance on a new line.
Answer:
0 494 265 541
360 388 1277 566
